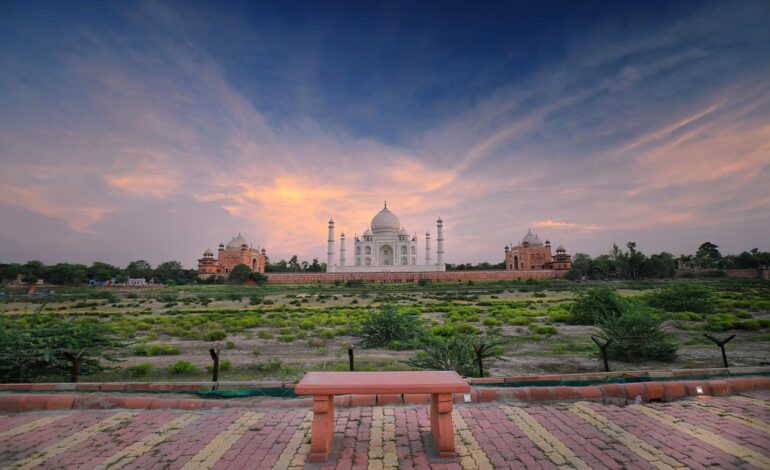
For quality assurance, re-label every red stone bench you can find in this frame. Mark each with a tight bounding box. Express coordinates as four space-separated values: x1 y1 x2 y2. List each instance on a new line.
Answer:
294 371 470 462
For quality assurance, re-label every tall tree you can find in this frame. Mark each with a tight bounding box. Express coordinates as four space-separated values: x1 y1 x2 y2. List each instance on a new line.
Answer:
125 260 153 279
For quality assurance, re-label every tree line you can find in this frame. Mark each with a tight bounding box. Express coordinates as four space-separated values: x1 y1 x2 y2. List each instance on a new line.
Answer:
567 241 770 280
0 260 197 286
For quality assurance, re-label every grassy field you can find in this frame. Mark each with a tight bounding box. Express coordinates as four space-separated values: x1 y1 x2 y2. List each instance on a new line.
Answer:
1 278 769 382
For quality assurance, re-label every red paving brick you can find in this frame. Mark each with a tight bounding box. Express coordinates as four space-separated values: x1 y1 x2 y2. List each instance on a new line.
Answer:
0 391 768 469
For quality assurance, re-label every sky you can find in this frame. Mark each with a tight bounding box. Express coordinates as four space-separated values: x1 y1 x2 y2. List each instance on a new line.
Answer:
1 0 769 268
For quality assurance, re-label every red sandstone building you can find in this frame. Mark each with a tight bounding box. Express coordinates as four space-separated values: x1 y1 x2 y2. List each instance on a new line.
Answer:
505 229 572 271
197 233 266 280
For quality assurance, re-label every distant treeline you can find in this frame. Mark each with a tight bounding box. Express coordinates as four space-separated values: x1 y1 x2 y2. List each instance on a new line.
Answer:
1 242 767 286
567 242 769 280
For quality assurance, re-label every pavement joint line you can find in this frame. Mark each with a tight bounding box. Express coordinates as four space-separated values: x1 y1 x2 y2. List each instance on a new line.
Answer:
688 401 770 434
94 413 199 470
274 411 312 470
0 414 72 443
179 411 264 470
452 410 493 470
501 405 591 470
569 402 685 469
728 395 770 409
8 411 136 470
630 404 770 469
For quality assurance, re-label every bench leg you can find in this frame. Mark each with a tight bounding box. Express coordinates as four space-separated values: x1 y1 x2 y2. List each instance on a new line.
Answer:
310 395 335 462
430 393 456 458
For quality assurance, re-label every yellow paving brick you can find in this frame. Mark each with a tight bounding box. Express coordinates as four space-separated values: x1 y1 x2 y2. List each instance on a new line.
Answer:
0 414 71 443
368 406 398 470
689 401 770 434
631 404 770 469
452 410 493 470
274 411 312 470
179 411 264 470
502 405 591 470
10 411 136 470
728 395 770 409
96 413 198 469
570 403 685 469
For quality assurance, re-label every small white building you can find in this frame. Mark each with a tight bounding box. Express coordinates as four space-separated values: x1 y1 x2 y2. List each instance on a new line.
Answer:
326 203 445 273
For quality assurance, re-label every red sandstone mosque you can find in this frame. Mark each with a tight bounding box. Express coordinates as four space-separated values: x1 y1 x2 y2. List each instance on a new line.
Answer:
197 233 266 280
505 229 572 271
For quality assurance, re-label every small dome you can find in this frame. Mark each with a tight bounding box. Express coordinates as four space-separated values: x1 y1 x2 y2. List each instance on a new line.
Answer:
556 244 566 253
522 229 543 247
363 228 372 236
371 205 400 234
399 227 409 236
203 248 213 256
226 233 248 249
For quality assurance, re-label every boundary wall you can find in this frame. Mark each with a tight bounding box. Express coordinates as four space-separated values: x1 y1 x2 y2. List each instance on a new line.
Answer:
265 269 566 284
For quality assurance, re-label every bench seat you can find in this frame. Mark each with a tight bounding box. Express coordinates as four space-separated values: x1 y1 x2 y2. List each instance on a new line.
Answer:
295 371 470 462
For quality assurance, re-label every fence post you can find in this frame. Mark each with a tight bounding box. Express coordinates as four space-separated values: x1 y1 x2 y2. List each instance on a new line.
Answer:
64 350 85 383
209 347 222 384
348 348 355 371
703 333 735 368
591 336 613 372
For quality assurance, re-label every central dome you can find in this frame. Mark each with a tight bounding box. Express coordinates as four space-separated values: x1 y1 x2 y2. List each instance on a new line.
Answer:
371 204 401 234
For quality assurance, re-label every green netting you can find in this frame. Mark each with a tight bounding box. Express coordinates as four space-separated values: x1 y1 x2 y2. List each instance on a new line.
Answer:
193 387 298 399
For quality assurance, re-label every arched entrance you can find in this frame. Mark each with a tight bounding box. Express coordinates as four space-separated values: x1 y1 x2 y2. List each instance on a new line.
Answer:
379 245 393 265
514 255 519 270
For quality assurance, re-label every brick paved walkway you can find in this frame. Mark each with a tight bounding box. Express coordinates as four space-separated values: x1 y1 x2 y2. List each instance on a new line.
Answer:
0 391 768 469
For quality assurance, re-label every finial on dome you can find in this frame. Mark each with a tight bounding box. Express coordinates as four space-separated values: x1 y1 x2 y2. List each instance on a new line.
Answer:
384 200 387 209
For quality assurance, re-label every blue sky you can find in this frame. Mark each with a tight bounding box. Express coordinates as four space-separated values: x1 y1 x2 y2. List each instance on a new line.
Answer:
1 0 769 266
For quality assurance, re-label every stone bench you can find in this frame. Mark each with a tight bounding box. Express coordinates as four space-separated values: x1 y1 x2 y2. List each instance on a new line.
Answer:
294 371 470 462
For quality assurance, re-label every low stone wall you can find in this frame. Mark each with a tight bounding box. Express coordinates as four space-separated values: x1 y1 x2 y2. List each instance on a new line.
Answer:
265 269 566 284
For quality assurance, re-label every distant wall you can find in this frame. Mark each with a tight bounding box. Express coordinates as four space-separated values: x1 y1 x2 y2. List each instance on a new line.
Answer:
265 269 566 284
675 268 768 279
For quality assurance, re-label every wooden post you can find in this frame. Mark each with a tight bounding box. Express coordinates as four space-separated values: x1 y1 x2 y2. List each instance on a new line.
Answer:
64 350 85 383
209 347 222 383
591 336 613 372
348 348 354 371
473 343 486 378
703 333 736 368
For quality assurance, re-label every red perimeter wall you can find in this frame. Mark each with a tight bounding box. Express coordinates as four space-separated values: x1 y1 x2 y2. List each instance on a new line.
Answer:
265 270 567 284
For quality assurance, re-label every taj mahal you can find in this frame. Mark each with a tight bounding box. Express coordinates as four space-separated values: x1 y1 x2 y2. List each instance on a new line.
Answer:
326 203 446 273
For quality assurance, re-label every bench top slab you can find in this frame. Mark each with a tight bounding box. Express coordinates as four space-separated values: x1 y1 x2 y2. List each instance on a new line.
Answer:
294 371 470 395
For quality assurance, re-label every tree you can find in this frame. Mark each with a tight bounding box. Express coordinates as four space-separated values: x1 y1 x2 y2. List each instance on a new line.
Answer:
227 264 252 284
288 255 300 272
249 272 268 285
0 314 124 382
598 302 677 362
88 262 122 282
408 335 503 377
154 261 185 283
640 252 676 278
20 260 45 278
0 264 21 283
125 260 153 279
696 242 722 262
358 305 423 348
44 263 88 285
626 242 646 279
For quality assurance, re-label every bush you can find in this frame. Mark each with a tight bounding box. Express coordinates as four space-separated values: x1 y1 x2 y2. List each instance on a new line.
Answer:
206 330 227 341
132 343 180 356
408 335 503 377
646 283 715 313
358 305 423 348
207 360 231 372
169 360 198 375
126 363 153 377
570 286 627 325
225 341 236 350
598 305 677 361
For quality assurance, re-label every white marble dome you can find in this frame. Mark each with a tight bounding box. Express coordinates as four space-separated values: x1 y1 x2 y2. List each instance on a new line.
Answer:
226 233 248 249
371 205 400 234
522 229 543 247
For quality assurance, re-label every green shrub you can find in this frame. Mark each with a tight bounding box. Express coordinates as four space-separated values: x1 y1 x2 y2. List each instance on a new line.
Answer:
737 319 760 331
206 330 227 341
251 348 261 356
307 337 325 347
169 360 198 375
528 324 557 335
646 283 715 313
207 360 231 372
408 335 503 377
133 343 181 356
299 319 315 330
358 305 423 348
705 314 737 331
258 330 273 339
570 286 626 325
225 341 236 350
126 363 153 377
598 306 677 361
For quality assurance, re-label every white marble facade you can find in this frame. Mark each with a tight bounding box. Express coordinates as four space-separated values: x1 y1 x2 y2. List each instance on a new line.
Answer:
326 203 445 273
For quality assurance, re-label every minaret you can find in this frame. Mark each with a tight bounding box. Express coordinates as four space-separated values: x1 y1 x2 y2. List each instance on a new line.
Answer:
340 232 346 266
425 232 432 265
327 218 335 272
436 217 444 265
